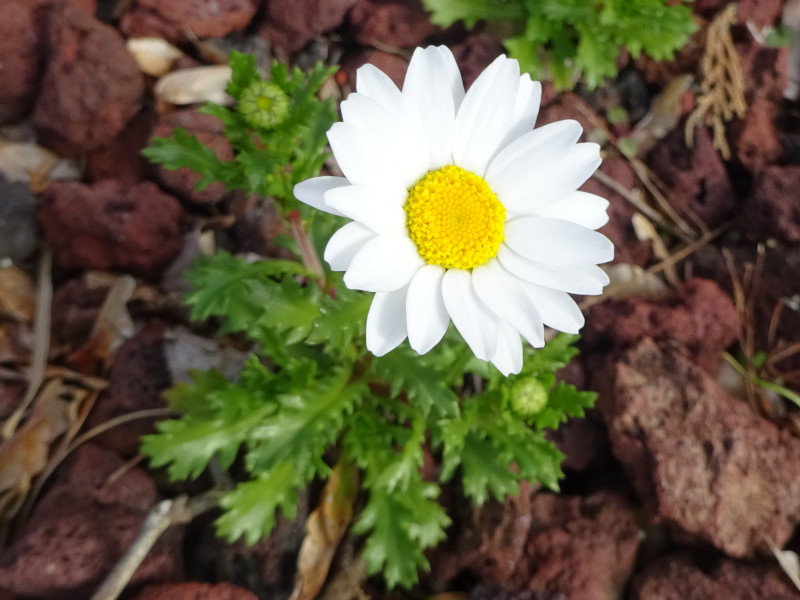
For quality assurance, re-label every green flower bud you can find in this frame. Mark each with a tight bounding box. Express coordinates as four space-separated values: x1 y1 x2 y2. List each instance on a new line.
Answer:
509 377 549 417
238 81 290 130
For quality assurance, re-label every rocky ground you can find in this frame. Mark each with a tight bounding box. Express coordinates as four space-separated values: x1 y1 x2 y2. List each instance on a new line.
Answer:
1 0 800 599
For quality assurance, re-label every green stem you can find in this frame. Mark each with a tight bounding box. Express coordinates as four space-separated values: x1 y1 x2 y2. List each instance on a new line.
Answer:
723 352 800 408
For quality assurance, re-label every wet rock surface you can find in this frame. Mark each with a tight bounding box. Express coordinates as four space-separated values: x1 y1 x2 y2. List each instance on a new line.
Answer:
0 444 182 599
603 338 800 557
32 3 144 156
38 180 183 278
120 0 259 43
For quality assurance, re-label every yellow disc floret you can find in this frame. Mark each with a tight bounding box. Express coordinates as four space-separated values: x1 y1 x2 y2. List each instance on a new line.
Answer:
405 165 505 270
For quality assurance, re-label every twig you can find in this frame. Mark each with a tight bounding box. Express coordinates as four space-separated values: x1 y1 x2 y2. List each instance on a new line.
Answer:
2 249 52 439
90 490 223 600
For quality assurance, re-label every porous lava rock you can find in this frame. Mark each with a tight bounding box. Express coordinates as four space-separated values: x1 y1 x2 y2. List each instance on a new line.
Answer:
0 0 96 124
85 109 156 185
647 126 737 229
603 339 800 557
631 555 799 600
469 584 546 600
436 487 639 599
131 582 259 600
32 3 144 156
583 278 738 374
256 0 357 55
150 110 233 205
340 49 408 88
51 278 110 350
120 0 258 43
38 180 183 278
728 95 782 171
0 444 181 599
86 323 172 456
451 33 507 90
742 165 800 243
347 0 436 48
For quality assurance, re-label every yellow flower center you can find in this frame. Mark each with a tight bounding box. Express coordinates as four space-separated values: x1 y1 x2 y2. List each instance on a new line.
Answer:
405 165 505 270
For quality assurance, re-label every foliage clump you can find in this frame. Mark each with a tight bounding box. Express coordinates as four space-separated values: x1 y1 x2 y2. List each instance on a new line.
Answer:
421 0 697 89
142 51 597 589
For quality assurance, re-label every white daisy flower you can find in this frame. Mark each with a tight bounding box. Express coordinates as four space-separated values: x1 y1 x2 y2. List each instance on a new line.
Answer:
294 46 613 376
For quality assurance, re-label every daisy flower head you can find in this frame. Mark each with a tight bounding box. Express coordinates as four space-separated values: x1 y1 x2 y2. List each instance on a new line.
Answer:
294 46 613 376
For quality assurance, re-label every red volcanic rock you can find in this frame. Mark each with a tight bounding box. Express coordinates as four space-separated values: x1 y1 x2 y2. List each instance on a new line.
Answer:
743 165 800 243
729 95 782 171
256 0 357 55
38 180 183 278
347 0 437 48
436 487 639 599
150 110 233 205
647 127 737 229
631 555 798 600
0 0 96 124
738 0 783 31
584 278 738 374
132 582 259 600
33 3 144 156
451 33 506 90
85 110 156 185
604 339 800 557
0 444 181 599
120 0 258 43
341 48 409 89
86 323 171 456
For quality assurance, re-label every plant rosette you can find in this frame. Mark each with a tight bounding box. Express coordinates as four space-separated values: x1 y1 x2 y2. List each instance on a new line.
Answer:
295 46 613 374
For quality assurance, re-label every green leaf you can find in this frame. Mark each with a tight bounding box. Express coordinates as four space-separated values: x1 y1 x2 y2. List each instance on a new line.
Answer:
420 0 524 27
216 461 303 545
530 381 596 430
306 285 371 351
226 50 260 99
142 128 227 191
372 346 460 419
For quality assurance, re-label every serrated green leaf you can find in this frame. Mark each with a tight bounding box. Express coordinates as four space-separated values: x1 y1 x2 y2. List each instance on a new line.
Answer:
216 461 303 545
531 381 596 431
306 286 370 350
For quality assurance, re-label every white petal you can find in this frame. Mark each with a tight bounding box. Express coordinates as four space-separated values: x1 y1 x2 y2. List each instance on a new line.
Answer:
441 269 497 361
355 63 405 118
497 245 609 295
324 222 375 271
344 235 424 292
435 46 465 111
324 184 408 235
500 74 542 147
491 320 523 376
534 191 609 229
527 284 585 333
366 286 409 356
505 216 614 266
339 93 428 188
472 259 544 347
403 46 458 169
406 265 449 354
328 122 402 189
452 55 520 175
293 176 348 216
485 120 583 212
531 142 602 204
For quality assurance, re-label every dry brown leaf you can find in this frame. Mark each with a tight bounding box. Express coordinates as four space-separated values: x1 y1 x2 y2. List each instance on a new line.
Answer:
290 462 359 600
0 265 36 322
0 380 71 495
603 263 670 302
625 74 694 156
67 275 135 373
126 38 184 77
154 65 234 106
0 141 81 186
